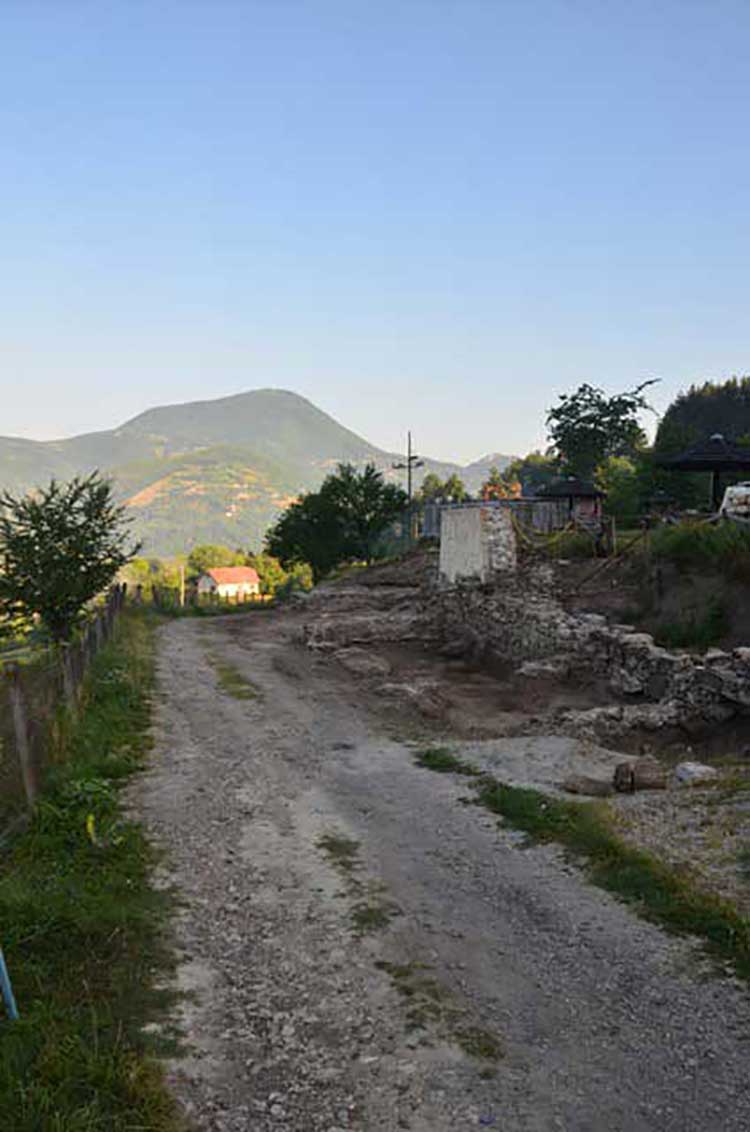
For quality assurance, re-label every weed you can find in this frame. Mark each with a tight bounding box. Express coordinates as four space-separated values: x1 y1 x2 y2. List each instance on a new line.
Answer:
0 611 182 1132
654 597 729 650
415 747 480 776
649 521 750 581
454 1026 504 1061
208 656 259 700
351 899 400 935
376 958 503 1059
317 833 360 874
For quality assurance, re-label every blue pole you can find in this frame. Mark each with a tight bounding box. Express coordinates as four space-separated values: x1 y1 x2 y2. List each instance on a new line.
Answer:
0 947 19 1021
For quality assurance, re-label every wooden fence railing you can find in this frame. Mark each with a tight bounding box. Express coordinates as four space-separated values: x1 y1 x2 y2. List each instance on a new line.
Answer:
0 584 127 840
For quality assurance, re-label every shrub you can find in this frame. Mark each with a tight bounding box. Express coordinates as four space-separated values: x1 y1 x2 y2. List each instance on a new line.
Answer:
649 521 750 580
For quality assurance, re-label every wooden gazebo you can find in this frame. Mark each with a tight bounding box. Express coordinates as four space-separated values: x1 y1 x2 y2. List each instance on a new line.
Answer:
654 433 750 509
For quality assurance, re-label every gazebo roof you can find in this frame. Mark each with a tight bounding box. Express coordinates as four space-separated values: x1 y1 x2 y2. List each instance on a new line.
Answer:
537 476 604 499
655 433 750 472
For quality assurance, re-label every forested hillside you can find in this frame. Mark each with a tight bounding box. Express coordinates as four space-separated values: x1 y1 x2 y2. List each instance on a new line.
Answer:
0 389 512 554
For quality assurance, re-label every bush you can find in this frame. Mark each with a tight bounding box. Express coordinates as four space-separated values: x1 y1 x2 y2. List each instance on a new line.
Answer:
654 597 729 650
542 529 598 559
649 521 750 580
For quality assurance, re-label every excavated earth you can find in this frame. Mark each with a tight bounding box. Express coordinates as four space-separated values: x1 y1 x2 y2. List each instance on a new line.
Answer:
134 557 750 1131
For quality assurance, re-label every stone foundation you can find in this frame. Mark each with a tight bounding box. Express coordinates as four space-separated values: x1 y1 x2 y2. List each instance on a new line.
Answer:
435 566 750 738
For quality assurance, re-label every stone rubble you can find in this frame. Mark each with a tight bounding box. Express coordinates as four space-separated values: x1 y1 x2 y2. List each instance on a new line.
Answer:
298 540 750 750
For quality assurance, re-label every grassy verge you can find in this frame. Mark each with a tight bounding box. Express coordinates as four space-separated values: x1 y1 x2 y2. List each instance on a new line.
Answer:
416 747 750 981
0 610 183 1132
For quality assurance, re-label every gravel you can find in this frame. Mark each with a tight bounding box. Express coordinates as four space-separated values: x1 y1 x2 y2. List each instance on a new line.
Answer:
132 613 750 1131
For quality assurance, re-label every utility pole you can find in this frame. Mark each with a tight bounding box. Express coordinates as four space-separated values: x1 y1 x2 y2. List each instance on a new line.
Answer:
393 431 424 543
392 431 424 504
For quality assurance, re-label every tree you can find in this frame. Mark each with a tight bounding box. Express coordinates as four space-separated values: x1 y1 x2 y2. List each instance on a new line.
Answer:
186 544 244 578
245 552 288 596
546 380 657 479
442 473 467 502
655 376 750 452
418 472 467 503
418 473 445 502
0 473 139 642
502 451 560 496
265 463 407 581
323 463 408 562
482 465 518 500
652 376 750 510
595 455 642 523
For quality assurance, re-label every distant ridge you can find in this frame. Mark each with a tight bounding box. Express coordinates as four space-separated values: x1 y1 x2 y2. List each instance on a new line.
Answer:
0 389 513 554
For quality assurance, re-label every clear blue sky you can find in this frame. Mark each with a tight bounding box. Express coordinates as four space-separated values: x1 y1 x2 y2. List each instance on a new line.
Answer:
1 1 748 462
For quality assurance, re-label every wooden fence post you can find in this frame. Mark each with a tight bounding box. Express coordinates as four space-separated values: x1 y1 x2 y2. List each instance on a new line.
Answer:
95 611 105 651
60 644 77 712
7 665 36 807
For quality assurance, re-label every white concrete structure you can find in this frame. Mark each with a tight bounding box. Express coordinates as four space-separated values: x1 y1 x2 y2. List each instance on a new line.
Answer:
439 505 517 584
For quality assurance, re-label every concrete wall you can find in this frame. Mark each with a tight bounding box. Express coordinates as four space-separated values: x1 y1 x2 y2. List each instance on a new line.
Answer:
439 505 516 583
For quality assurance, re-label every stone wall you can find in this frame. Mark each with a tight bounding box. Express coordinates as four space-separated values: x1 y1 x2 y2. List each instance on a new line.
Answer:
436 568 750 739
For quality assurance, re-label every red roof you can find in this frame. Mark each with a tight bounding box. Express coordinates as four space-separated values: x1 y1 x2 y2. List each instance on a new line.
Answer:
205 567 260 585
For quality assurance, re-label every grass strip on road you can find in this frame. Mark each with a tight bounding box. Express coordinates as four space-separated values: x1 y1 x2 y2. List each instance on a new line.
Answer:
416 746 750 981
0 610 183 1132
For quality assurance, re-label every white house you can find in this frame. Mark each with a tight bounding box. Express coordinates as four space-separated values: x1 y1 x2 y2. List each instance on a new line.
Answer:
196 566 261 600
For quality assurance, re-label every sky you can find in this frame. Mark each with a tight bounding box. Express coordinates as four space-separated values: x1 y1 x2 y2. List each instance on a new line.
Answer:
1 0 749 463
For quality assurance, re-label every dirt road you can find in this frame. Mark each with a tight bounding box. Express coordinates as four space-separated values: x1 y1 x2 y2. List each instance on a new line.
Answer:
137 612 750 1132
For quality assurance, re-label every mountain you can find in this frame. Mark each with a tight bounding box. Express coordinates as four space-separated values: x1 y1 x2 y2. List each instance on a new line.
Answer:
461 452 514 482
0 389 514 554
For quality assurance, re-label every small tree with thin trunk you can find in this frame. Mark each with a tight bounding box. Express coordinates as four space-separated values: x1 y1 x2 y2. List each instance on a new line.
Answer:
0 473 140 642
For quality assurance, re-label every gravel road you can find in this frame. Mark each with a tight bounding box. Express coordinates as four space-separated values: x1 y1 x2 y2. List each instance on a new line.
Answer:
136 613 750 1132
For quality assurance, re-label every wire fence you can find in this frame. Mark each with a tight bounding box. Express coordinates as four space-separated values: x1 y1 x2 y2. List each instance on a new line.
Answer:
0 585 127 841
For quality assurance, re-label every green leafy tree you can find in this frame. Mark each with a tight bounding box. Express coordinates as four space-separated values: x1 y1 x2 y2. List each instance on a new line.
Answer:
595 455 642 523
323 463 408 562
418 472 445 502
546 380 657 479
266 463 407 581
0 473 139 641
245 551 288 596
652 376 750 510
418 472 466 503
442 473 467 502
287 561 314 590
186 544 244 578
502 451 560 495
124 555 183 595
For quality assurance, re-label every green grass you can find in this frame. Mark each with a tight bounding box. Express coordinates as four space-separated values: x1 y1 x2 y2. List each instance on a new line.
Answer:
416 748 750 981
415 747 481 776
453 1026 503 1061
374 959 503 1059
0 611 183 1132
317 832 361 874
208 656 259 700
350 899 400 934
654 596 729 650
